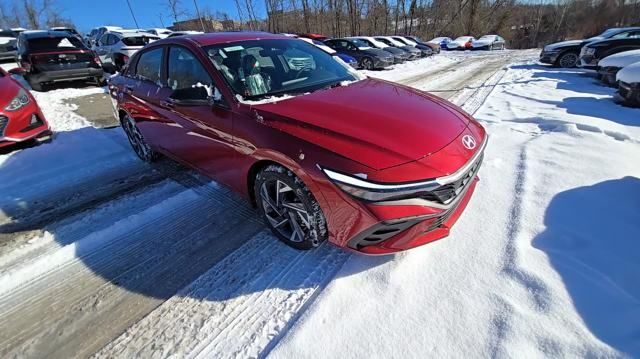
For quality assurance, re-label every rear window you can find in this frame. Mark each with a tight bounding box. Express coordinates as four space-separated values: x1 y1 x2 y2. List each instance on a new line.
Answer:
0 30 14 37
121 36 158 46
26 36 87 52
0 38 16 51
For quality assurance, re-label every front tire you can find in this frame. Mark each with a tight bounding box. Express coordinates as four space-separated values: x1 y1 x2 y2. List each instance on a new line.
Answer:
361 57 374 70
556 51 578 68
121 114 158 162
255 165 328 250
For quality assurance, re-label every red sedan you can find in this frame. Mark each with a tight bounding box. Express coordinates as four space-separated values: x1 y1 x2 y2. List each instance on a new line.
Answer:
0 67 51 149
109 32 486 254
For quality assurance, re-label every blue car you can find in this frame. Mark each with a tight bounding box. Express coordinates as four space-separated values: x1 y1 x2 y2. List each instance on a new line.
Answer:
429 37 453 50
335 53 359 68
300 37 360 69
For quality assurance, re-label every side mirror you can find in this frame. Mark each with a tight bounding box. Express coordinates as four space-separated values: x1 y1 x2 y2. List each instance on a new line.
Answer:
8 67 26 75
169 86 213 106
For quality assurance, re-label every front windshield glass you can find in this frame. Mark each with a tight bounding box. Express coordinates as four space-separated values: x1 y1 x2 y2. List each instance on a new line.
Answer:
205 39 357 100
349 38 370 49
600 29 620 38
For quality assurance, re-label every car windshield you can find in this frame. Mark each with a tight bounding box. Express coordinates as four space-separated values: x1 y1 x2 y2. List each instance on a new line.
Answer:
349 38 371 49
27 36 87 52
121 35 159 46
600 28 621 38
205 39 357 100
480 35 495 39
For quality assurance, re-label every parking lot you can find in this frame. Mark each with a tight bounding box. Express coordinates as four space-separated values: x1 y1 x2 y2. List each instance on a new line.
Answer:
0 45 639 359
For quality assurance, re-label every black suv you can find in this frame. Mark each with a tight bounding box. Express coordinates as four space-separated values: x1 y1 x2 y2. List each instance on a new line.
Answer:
16 31 104 91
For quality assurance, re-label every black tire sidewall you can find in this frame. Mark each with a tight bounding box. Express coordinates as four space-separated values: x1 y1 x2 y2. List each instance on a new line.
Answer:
254 166 328 250
557 52 577 68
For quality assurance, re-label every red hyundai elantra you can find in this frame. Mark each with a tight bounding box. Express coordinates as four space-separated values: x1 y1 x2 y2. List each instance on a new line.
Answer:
0 67 51 149
109 32 486 254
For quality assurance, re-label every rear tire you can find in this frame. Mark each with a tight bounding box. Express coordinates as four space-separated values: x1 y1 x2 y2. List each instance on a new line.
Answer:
255 165 328 250
555 51 578 68
121 114 158 162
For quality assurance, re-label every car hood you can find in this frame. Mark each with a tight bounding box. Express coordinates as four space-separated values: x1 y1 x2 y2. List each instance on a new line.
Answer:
0 75 21 107
600 49 640 68
616 61 640 83
251 78 470 170
544 40 583 50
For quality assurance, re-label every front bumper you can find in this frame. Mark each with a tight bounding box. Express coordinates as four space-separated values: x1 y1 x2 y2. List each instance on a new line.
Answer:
318 125 486 255
579 55 598 69
597 66 620 86
28 67 104 84
374 57 394 69
0 105 51 148
539 50 560 64
618 81 639 104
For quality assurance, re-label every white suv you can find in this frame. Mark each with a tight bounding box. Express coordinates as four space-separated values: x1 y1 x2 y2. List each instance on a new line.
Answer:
94 30 159 72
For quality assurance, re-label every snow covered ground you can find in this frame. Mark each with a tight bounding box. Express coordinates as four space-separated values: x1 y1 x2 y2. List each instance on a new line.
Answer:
0 51 638 358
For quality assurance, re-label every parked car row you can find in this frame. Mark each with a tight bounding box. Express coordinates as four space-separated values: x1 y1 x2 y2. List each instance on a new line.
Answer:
427 35 506 51
291 33 441 70
539 26 640 107
539 27 640 68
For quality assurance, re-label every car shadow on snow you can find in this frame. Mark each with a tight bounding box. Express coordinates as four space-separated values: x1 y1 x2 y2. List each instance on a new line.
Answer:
504 89 640 128
0 125 386 309
533 177 640 357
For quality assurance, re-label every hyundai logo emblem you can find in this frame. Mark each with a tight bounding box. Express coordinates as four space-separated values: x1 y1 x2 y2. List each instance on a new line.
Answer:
462 135 476 150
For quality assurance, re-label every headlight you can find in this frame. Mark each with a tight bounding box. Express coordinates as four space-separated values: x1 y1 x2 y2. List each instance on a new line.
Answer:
321 168 441 202
4 89 31 112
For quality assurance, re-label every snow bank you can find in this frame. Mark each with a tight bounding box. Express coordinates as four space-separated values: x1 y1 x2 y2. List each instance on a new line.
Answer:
271 62 640 358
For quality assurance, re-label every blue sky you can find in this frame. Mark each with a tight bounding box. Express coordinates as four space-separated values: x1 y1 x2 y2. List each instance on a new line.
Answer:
58 0 264 33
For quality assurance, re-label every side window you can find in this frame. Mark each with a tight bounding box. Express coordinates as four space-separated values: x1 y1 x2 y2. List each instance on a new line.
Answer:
168 46 212 90
346 42 357 50
168 46 222 102
629 31 640 38
136 47 163 84
98 34 107 46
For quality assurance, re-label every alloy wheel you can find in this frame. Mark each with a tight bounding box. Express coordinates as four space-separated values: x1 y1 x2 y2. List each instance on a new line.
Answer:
362 58 374 70
260 179 314 245
122 115 154 162
559 53 578 68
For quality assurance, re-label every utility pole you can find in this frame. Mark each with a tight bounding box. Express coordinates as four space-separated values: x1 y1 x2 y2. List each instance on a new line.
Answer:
126 0 140 28
193 0 206 32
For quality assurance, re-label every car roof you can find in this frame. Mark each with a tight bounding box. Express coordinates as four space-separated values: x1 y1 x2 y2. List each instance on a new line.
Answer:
19 30 76 39
110 30 158 38
186 31 290 46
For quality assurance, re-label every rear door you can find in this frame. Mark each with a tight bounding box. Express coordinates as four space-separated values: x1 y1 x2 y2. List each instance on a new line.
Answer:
124 46 180 149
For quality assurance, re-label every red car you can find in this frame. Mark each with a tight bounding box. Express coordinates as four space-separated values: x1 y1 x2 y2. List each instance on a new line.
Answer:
109 32 486 254
0 67 51 149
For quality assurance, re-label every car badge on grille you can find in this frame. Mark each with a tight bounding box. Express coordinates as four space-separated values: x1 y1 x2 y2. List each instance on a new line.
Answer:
462 135 476 150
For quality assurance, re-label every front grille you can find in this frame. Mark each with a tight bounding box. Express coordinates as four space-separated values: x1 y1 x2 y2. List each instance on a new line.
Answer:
0 115 8 137
419 154 483 205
